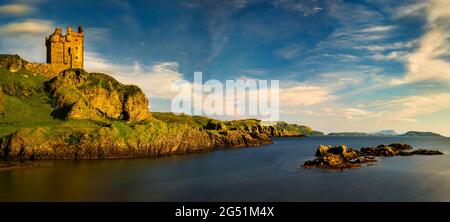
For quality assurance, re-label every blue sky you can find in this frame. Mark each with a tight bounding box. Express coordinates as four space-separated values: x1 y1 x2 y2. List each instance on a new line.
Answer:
1 0 450 135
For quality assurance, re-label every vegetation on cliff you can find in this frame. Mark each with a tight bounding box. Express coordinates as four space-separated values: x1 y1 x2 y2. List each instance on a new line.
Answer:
273 121 324 136
0 55 302 161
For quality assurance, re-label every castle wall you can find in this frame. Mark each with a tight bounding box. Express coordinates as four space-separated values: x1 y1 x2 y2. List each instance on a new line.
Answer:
24 63 61 78
46 26 84 73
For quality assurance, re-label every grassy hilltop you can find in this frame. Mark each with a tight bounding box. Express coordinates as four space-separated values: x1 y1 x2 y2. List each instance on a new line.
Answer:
0 55 307 160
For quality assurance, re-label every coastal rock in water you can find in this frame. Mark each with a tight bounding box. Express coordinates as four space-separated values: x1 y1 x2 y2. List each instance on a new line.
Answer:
349 156 377 164
304 144 363 170
360 143 425 156
303 143 443 170
315 145 331 157
360 145 397 156
303 154 362 170
388 143 413 151
398 149 444 156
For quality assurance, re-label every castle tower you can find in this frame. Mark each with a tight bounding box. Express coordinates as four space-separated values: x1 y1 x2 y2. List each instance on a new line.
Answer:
46 26 84 71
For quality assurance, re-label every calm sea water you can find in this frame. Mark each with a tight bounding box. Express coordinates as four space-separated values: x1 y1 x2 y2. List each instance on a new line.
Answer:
1 136 450 201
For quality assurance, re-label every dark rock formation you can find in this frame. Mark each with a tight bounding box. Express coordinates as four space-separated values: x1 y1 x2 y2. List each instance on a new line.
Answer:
304 145 364 170
388 143 413 151
303 143 443 170
398 149 444 156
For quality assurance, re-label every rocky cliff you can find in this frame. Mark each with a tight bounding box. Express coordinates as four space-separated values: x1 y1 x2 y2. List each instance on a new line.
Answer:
0 55 297 161
46 69 151 122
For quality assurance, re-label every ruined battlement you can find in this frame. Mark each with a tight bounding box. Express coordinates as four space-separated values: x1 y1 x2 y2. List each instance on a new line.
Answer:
45 26 84 72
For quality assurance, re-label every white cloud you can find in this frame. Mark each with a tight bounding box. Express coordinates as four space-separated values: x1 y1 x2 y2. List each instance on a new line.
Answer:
0 4 33 15
370 51 407 61
392 0 450 85
85 52 184 100
377 93 450 121
359 25 395 33
341 108 372 120
395 2 428 18
0 19 54 62
354 40 417 52
280 84 334 106
0 19 52 34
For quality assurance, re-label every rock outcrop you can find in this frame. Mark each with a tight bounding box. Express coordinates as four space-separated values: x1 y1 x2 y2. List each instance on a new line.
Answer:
303 143 443 170
304 145 367 170
0 55 26 73
46 69 151 122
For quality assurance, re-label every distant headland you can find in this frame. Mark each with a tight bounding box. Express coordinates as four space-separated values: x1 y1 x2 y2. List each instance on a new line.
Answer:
327 131 445 137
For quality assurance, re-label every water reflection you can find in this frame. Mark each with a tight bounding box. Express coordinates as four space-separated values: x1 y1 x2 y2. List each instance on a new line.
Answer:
1 136 450 201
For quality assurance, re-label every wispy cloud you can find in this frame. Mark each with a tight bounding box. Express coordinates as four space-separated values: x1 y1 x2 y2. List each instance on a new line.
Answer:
376 93 450 122
395 1 428 18
276 43 303 59
354 40 417 52
341 108 372 120
280 84 334 107
0 19 52 34
392 0 450 85
0 19 53 62
85 52 184 100
359 25 395 33
369 51 407 61
0 4 33 15
273 0 323 16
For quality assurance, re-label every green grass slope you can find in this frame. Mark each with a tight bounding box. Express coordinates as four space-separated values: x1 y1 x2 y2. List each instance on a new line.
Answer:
0 67 62 137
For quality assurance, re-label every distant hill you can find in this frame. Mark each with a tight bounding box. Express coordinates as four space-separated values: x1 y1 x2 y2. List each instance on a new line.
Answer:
272 121 325 136
327 130 445 137
372 130 398 136
401 131 445 137
328 132 369 136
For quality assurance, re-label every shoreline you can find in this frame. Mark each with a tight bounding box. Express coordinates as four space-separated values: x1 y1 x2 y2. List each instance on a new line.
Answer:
0 161 37 171
0 139 277 170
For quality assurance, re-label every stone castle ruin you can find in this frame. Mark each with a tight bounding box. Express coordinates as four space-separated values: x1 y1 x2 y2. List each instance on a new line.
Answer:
46 26 84 70
0 25 85 78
